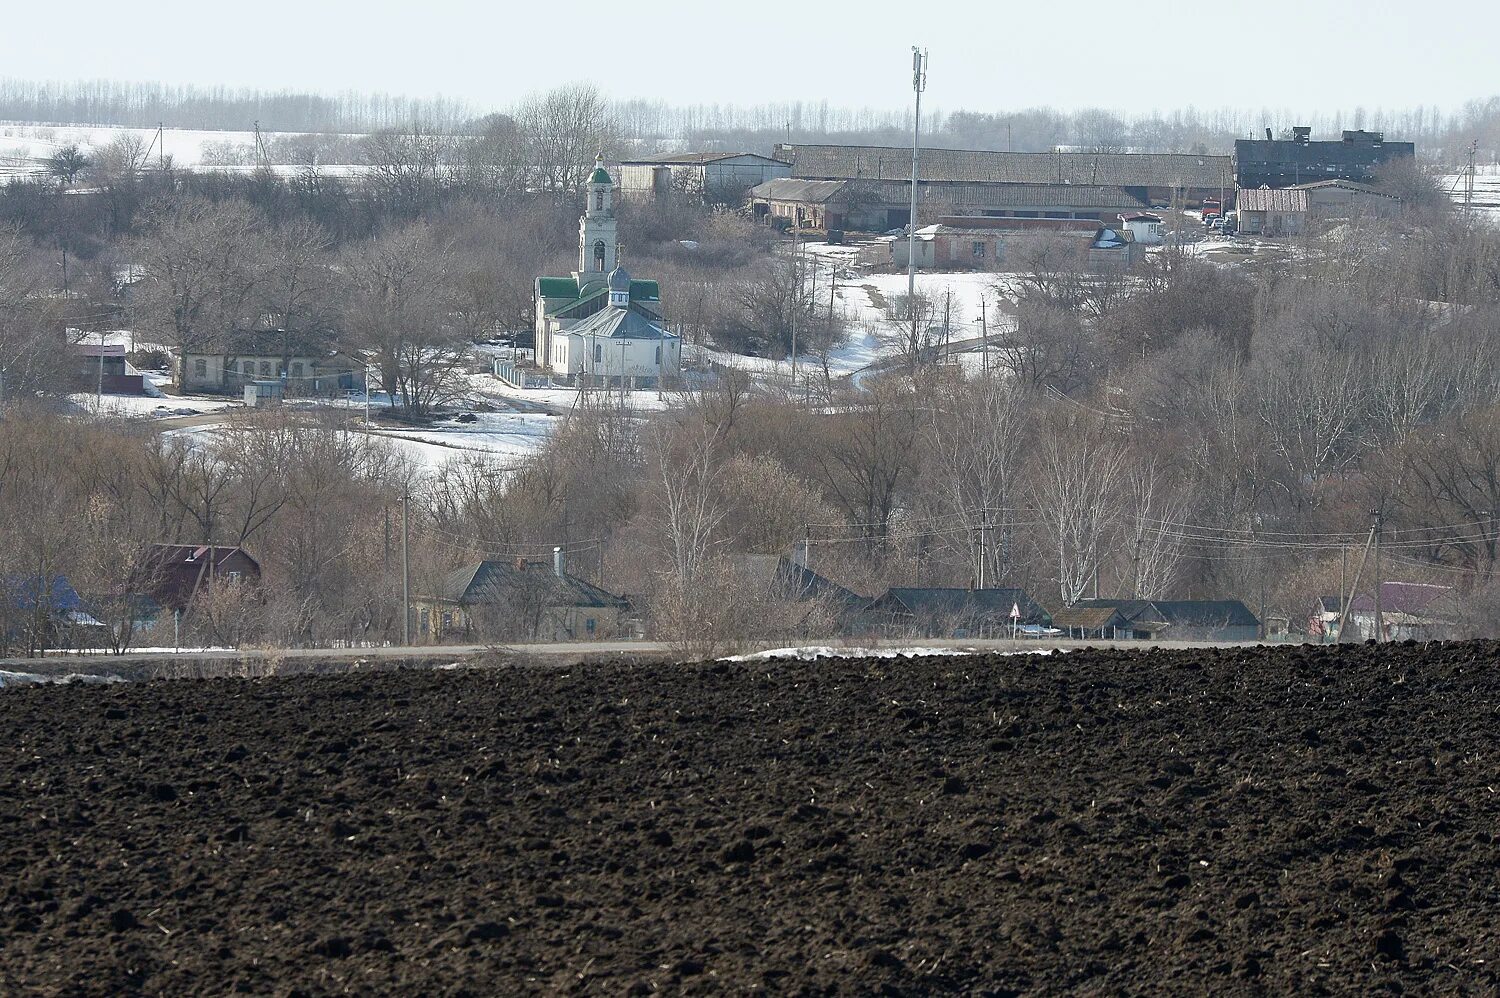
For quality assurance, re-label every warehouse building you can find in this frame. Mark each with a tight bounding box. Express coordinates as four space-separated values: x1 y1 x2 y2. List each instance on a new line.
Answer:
1233 128 1415 189
776 143 1234 221
616 152 789 203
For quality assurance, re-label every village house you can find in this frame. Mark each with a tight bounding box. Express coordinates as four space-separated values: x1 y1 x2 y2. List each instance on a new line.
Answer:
858 587 1049 638
142 544 262 613
179 330 365 396
72 342 146 394
1309 582 1453 642
617 152 789 203
1054 599 1261 641
415 554 628 643
1118 211 1165 245
534 156 681 389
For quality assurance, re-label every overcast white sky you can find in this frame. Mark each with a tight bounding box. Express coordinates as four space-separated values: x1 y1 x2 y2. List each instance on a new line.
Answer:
2 0 1492 116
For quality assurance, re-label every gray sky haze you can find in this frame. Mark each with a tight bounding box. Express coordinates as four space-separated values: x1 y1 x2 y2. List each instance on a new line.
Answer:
3 0 1492 117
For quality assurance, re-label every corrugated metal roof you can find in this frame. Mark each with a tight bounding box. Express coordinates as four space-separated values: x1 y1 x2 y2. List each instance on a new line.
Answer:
568 306 673 340
750 178 849 202
783 143 1232 188
624 152 788 165
437 560 626 609
1236 186 1309 212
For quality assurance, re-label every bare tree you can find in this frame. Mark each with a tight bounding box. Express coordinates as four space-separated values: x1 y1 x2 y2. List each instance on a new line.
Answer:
1032 413 1129 605
341 222 466 416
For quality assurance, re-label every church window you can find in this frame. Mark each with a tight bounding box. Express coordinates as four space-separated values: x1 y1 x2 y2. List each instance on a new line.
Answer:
594 343 602 364
593 240 606 271
595 191 604 211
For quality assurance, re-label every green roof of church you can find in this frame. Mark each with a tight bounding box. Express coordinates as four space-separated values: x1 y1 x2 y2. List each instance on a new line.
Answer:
537 277 579 299
590 165 612 184
538 276 660 311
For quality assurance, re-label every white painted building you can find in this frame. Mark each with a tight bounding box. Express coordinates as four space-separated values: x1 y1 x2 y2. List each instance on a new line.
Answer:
617 152 790 202
534 156 681 388
1119 211 1165 245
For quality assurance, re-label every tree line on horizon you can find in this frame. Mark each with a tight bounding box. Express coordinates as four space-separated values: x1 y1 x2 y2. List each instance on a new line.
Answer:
4 77 1500 166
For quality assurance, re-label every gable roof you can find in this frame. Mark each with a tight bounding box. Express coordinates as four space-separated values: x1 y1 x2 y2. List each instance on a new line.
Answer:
750 178 850 203
873 587 1047 622
1290 178 1398 198
624 152 788 166
568 306 675 340
149 544 260 572
773 558 867 609
1067 598 1260 630
1348 581 1452 616
438 560 626 610
781 143 1232 189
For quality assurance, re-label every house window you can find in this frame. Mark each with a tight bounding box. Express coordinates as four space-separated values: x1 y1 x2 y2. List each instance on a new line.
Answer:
242 360 253 374
586 617 596 635
972 242 986 259
291 361 303 378
259 361 272 376
193 358 207 379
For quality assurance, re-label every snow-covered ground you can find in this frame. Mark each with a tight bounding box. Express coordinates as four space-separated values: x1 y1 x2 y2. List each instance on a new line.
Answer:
0 670 124 689
366 411 556 470
1441 170 1500 216
0 122 364 176
67 392 239 419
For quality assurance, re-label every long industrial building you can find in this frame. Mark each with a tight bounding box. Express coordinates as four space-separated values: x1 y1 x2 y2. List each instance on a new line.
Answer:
773 142 1234 230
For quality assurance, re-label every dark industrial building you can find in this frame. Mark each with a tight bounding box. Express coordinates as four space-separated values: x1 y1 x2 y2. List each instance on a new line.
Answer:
1233 127 1415 190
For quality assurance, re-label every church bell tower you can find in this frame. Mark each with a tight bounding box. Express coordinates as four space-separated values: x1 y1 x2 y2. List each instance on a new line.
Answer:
579 154 618 282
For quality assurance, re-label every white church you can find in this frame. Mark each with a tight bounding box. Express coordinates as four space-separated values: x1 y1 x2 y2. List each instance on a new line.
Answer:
534 156 682 388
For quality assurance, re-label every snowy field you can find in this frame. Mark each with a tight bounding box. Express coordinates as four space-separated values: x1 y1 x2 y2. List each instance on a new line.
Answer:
0 122 362 176
1441 170 1500 216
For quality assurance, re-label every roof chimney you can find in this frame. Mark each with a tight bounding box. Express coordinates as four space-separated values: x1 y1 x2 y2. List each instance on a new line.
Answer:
1265 127 1273 141
553 546 565 578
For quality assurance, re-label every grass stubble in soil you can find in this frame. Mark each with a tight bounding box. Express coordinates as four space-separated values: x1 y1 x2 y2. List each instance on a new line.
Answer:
1 642 1499 994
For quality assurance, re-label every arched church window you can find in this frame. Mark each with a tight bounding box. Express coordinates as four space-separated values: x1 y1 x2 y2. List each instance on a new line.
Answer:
595 191 604 211
593 240 606 271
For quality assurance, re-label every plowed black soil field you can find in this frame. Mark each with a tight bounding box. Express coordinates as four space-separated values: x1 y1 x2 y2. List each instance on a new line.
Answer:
3 643 1500 995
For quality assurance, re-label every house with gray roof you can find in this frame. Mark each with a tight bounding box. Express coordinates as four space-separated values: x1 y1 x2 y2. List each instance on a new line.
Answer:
859 587 1049 638
1058 599 1261 641
415 554 628 643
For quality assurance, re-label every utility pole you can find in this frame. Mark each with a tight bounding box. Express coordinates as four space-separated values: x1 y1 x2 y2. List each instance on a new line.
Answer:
978 509 989 589
980 296 989 376
942 287 951 360
1338 545 1347 644
907 46 927 366
1373 508 1385 643
789 208 799 393
400 494 411 646
1336 524 1377 644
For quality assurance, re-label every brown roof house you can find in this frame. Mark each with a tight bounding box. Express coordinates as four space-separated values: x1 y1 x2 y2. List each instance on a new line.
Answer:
144 544 262 613
416 552 628 643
